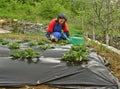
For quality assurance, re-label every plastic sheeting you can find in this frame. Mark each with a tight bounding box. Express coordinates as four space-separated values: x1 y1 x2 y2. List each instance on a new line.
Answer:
0 44 120 89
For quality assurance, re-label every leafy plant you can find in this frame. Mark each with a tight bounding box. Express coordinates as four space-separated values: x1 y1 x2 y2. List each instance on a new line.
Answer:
25 48 40 59
29 41 37 46
57 39 68 45
1 39 9 45
71 44 89 53
11 50 26 59
61 50 77 62
0 39 3 42
10 48 40 59
36 39 46 45
61 44 89 63
39 44 50 50
8 42 20 49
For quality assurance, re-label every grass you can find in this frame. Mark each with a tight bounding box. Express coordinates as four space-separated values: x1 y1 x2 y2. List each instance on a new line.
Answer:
0 33 46 41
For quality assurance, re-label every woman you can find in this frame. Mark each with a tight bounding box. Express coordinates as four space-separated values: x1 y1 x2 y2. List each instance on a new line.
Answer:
46 13 70 42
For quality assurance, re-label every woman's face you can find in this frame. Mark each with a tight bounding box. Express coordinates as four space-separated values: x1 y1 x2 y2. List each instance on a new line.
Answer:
58 18 65 24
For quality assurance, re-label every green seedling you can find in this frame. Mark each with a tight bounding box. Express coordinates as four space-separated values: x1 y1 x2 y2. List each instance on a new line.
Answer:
39 44 50 50
0 39 3 42
1 39 9 45
11 50 26 59
29 41 37 46
25 48 40 59
8 42 20 49
36 39 46 45
11 48 40 59
61 44 89 63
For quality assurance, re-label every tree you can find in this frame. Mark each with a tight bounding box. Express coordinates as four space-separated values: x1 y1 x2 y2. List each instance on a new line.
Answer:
92 0 116 45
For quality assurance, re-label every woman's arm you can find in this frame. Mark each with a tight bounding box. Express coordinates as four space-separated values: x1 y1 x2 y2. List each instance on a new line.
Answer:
46 19 56 33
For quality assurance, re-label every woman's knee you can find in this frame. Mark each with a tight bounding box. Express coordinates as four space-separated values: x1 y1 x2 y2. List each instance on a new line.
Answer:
52 32 61 39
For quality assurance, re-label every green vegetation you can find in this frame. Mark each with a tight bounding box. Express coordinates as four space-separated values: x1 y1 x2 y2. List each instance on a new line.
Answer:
0 0 90 35
0 39 3 42
29 41 37 46
39 44 50 50
99 44 110 53
90 40 110 53
11 50 26 59
0 39 9 45
8 42 20 49
36 39 46 45
11 48 40 59
0 0 120 46
61 44 89 63
25 48 40 59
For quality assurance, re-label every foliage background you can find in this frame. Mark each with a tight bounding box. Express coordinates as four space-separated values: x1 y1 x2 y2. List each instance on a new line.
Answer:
0 0 120 36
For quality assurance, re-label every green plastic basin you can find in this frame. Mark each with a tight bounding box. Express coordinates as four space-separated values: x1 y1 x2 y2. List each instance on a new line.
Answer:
63 34 85 45
68 37 84 44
